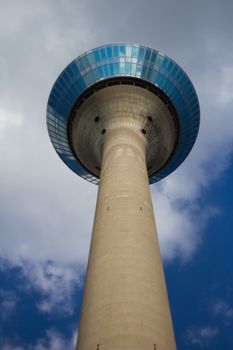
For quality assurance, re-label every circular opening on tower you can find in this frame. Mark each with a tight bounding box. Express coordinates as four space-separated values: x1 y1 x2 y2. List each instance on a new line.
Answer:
101 128 106 135
147 116 152 122
141 129 146 134
95 116 100 122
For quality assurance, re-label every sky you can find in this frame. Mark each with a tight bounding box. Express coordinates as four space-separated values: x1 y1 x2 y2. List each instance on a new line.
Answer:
0 0 233 349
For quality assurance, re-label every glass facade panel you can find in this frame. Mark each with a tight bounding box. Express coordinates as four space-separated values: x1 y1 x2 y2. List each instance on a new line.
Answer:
62 71 70 84
138 47 145 60
81 55 89 69
132 46 139 58
151 51 156 63
103 64 108 76
166 61 173 75
70 62 80 76
120 62 125 74
113 45 118 57
136 64 142 77
119 45 125 56
87 52 95 65
155 53 164 68
109 63 114 75
114 63 120 75
141 65 147 79
94 49 100 62
145 48 151 61
160 57 169 73
125 45 132 57
106 46 113 57
131 63 136 75
100 48 106 60
125 62 130 74
66 66 74 78
98 66 104 78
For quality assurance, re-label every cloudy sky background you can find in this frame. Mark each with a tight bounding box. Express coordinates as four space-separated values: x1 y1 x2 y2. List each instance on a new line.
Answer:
0 0 233 349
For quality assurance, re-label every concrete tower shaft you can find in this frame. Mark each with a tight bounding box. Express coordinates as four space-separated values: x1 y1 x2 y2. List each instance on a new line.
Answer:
76 120 176 349
46 43 200 350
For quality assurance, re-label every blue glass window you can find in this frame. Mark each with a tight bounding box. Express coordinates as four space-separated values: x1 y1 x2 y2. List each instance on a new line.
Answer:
76 77 86 92
100 48 107 60
62 71 70 84
113 45 118 57
147 67 152 80
106 46 113 57
70 62 80 76
166 61 173 75
125 62 130 74
120 62 125 74
48 100 56 109
103 64 109 76
136 64 142 77
141 65 147 79
109 63 114 75
151 70 158 83
87 71 95 85
93 68 100 80
160 57 169 73
53 83 63 95
94 50 100 62
114 63 120 74
132 46 139 58
125 45 132 57
151 51 156 63
66 66 74 78
119 45 125 56
171 65 178 78
138 47 145 60
131 63 136 75
160 75 166 86
155 53 164 68
76 59 84 72
145 48 151 61
98 66 104 78
87 52 95 65
58 77 67 88
52 86 61 99
81 55 89 69
176 69 183 81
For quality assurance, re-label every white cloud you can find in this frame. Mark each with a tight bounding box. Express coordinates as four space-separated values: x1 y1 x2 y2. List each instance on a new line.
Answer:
211 299 233 325
0 289 18 320
184 325 219 347
1 328 77 350
18 260 83 315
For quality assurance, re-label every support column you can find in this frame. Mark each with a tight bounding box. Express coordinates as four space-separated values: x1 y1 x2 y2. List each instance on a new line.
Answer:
76 127 176 350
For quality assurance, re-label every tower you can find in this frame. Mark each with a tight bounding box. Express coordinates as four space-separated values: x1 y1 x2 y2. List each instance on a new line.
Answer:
47 44 200 350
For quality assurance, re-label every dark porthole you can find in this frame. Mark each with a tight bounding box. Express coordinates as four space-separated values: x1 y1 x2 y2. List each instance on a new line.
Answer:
95 116 100 122
101 128 106 135
147 116 152 122
141 129 146 134
96 166 100 171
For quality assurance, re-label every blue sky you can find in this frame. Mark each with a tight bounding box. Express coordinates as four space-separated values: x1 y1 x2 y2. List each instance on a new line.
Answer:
0 0 233 349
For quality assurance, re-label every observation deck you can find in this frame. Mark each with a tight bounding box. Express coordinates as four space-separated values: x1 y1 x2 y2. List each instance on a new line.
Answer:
47 43 200 184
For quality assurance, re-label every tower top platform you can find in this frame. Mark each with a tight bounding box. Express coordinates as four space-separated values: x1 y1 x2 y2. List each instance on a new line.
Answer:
47 43 200 184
